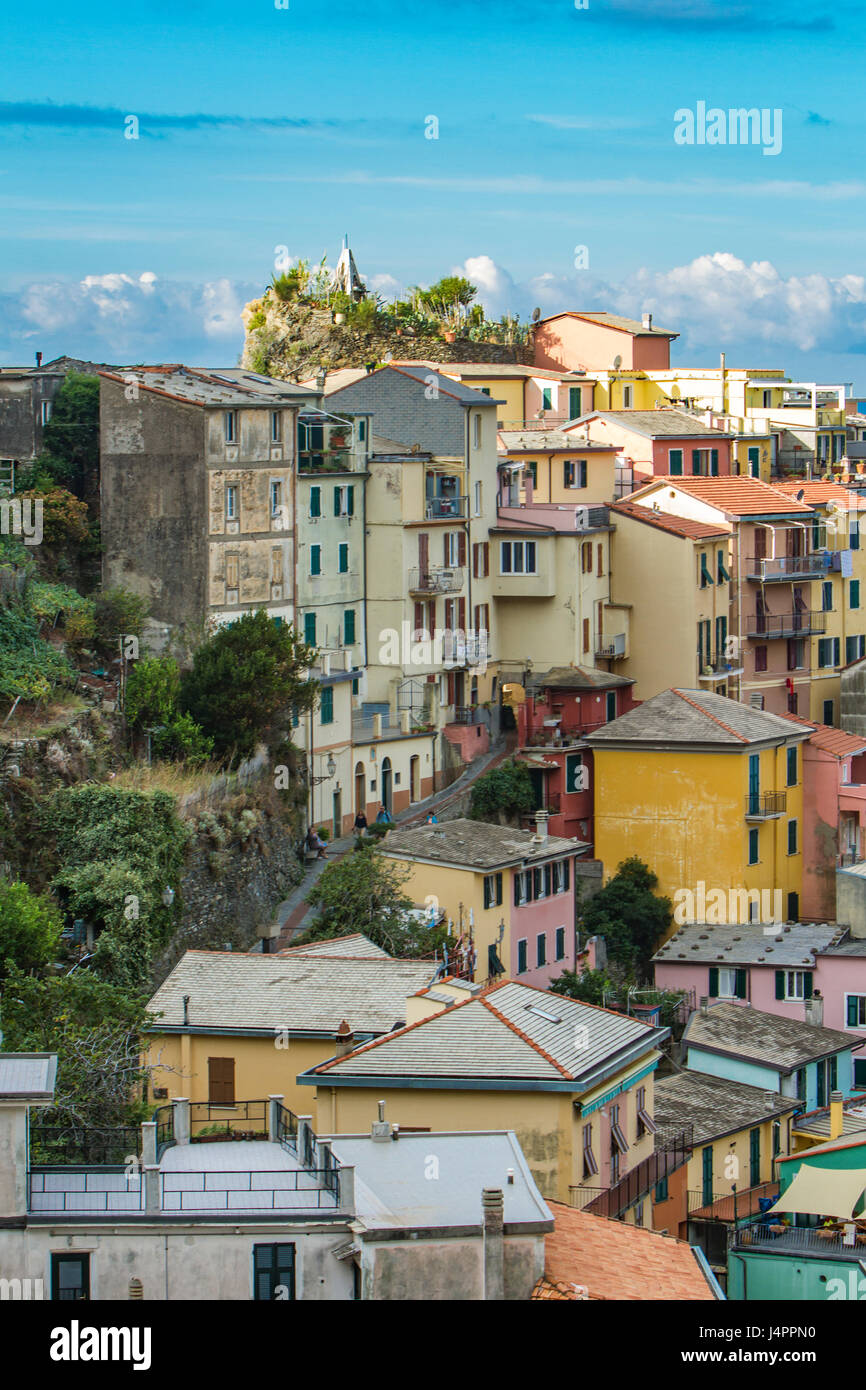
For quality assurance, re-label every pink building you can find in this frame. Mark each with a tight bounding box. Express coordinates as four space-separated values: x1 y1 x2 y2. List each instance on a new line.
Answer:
533 311 678 374
653 921 866 1086
779 714 866 919
568 410 733 487
515 666 637 845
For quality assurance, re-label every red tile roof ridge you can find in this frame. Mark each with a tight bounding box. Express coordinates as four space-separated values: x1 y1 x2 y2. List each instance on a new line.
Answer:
670 688 750 743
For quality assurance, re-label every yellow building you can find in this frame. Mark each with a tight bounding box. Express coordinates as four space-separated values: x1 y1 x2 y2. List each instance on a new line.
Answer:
496 428 620 504
585 687 809 929
608 500 734 701
301 978 667 1213
790 1091 866 1153
144 939 438 1117
380 817 587 990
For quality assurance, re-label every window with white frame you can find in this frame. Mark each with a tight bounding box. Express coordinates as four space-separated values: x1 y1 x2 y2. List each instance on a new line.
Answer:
784 970 808 1000
474 481 482 516
270 480 283 517
224 410 237 443
271 411 282 443
473 413 481 448
40 400 52 426
500 540 537 575
717 967 739 998
225 484 238 520
622 385 633 408
444 532 461 566
846 994 866 1028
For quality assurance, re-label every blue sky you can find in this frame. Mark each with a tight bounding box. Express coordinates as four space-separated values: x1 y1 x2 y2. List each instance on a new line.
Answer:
2 0 865 388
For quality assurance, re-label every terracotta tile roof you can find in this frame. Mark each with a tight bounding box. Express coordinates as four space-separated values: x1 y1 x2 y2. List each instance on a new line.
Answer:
611 499 731 540
531 1276 588 1300
771 480 860 505
537 310 679 339
542 1202 715 1300
777 712 866 758
633 476 815 516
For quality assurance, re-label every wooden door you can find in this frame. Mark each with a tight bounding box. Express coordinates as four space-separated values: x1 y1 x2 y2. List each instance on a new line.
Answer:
208 1056 235 1105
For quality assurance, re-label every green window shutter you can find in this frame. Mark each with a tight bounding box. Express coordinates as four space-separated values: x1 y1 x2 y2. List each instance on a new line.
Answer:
804 972 813 999
691 449 701 474
775 970 784 1000
347 485 355 516
834 637 841 666
343 609 356 645
304 613 316 646
717 549 730 582
333 486 341 516
710 448 719 476
569 387 582 417
310 544 321 576
849 996 860 1027
735 969 747 1000
310 486 321 517
339 543 349 573
496 871 503 905
514 873 522 907
700 555 713 588
708 967 719 998
851 581 861 610
320 686 333 724
830 1054 838 1090
669 449 683 476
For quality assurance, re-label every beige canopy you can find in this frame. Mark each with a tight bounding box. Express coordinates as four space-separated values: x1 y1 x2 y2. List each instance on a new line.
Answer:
768 1164 866 1220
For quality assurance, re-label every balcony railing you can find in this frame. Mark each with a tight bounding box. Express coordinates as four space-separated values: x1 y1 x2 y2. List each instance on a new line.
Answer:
744 611 827 638
569 1125 693 1220
731 1222 866 1258
408 566 464 594
298 451 358 474
698 660 742 681
425 496 467 519
595 633 626 659
688 1181 778 1220
745 791 787 819
745 554 831 580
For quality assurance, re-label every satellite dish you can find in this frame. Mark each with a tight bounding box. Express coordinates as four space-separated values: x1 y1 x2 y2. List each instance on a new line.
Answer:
613 355 623 370
531 307 541 322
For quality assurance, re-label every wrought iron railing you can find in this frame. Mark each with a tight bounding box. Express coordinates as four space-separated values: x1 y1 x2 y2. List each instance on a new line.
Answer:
276 1103 298 1154
745 791 787 818
408 566 464 594
744 611 827 638
187 1100 268 1141
745 554 830 579
569 1126 693 1220
28 1125 141 1167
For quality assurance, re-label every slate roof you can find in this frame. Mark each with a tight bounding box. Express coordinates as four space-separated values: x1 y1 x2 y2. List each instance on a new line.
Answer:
654 1071 799 1145
610 500 731 541
584 687 803 747
632 475 814 517
276 934 390 960
526 664 634 693
498 430 615 452
146 950 436 1036
539 310 679 340
540 1202 715 1301
307 980 664 1087
581 409 730 438
792 1096 866 1140
382 364 503 407
329 1130 551 1231
683 1001 862 1072
0 1053 57 1101
822 936 866 957
381 817 584 870
98 365 313 407
653 921 845 968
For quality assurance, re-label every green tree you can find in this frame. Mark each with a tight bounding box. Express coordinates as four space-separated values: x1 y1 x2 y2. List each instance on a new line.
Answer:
296 846 420 953
580 857 672 976
93 586 149 656
180 610 317 764
1 966 151 1140
468 757 535 824
0 879 62 980
419 275 477 319
125 656 181 728
29 373 100 495
549 967 616 1008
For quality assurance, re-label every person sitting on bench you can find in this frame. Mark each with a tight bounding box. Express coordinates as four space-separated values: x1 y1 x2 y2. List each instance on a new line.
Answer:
306 828 329 860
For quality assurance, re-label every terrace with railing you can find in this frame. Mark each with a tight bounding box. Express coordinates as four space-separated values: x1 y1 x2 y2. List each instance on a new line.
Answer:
27 1098 347 1219
569 1125 693 1220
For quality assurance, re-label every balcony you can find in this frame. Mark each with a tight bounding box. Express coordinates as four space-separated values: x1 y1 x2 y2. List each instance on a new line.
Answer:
298 451 358 474
745 791 787 820
425 496 467 520
595 633 626 660
745 554 831 581
744 611 827 639
28 1100 345 1217
408 566 464 595
568 1126 693 1220
689 1182 778 1222
730 1221 866 1259
698 660 743 682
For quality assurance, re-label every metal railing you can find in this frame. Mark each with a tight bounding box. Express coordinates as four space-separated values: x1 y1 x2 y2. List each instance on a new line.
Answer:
28 1125 141 1167
569 1126 693 1220
425 496 467 519
744 611 827 638
498 417 571 431
595 633 626 659
297 451 358 474
29 1169 145 1215
731 1222 866 1257
276 1103 298 1154
745 554 830 580
745 791 787 818
408 566 464 594
160 1169 340 1212
188 1100 268 1141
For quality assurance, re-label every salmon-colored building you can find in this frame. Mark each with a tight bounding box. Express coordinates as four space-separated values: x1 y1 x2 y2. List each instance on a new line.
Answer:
779 713 866 920
567 409 734 486
533 311 678 374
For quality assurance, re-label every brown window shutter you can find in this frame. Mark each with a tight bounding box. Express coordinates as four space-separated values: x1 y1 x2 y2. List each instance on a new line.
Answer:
472 543 479 578
583 618 590 652
414 602 424 637
458 598 466 630
458 531 467 566
484 542 489 576
208 1057 235 1105
597 544 603 577
443 533 450 566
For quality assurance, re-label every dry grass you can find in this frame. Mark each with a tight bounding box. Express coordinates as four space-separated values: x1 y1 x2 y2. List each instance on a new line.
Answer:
112 760 224 801
0 694 87 740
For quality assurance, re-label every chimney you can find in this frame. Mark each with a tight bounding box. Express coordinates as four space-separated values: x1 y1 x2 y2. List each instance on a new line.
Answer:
182 995 190 1026
804 995 824 1027
642 312 652 331
699 996 709 1018
830 1090 844 1141
482 1188 505 1300
35 351 43 368
534 810 549 841
335 1019 355 1058
371 1099 392 1142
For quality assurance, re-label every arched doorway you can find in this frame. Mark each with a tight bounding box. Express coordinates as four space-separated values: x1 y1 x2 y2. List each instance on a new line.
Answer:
409 754 420 803
381 757 392 814
354 762 366 819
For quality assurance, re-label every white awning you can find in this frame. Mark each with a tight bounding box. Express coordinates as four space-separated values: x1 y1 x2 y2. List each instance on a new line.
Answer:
768 1164 866 1219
